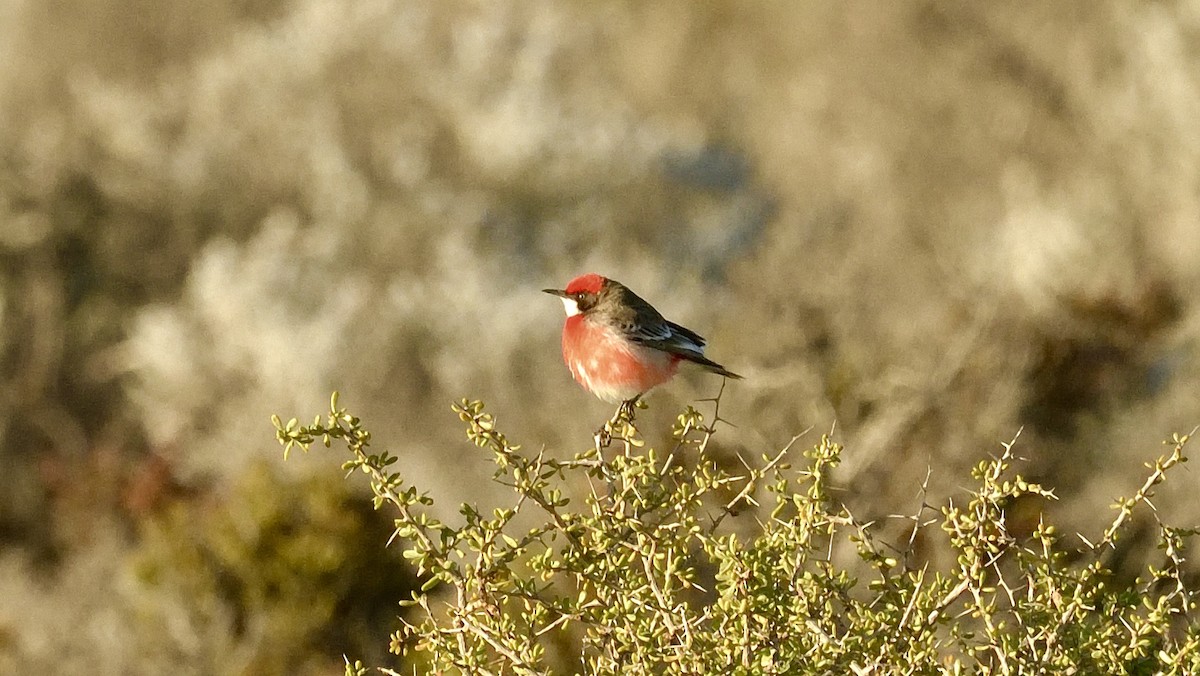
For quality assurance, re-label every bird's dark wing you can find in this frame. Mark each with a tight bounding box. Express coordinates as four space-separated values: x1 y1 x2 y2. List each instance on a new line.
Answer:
665 320 706 350
623 294 741 379
635 334 743 379
616 292 700 348
603 283 674 341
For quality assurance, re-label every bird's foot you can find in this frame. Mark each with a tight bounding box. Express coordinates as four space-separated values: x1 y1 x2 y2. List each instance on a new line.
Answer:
595 397 645 453
616 395 643 421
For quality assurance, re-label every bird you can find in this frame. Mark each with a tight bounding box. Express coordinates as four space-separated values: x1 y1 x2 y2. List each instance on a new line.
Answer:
543 273 741 409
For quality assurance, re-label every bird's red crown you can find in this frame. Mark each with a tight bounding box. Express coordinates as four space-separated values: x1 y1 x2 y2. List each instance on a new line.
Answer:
564 273 607 295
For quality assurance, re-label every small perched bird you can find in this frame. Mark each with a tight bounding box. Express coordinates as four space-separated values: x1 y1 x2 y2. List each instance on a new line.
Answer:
543 273 741 406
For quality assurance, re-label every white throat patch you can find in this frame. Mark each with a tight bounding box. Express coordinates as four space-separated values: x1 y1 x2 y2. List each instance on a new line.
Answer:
560 297 580 317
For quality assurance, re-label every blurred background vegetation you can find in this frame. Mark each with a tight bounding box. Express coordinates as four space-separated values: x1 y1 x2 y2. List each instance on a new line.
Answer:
1 0 1198 673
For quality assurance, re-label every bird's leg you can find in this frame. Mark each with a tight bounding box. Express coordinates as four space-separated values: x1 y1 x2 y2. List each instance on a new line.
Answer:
617 394 641 421
594 395 643 454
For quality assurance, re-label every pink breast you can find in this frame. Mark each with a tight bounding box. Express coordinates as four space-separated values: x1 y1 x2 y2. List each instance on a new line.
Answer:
561 317 678 402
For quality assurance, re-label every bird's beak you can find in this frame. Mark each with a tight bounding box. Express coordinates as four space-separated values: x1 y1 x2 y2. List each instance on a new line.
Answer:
542 288 569 298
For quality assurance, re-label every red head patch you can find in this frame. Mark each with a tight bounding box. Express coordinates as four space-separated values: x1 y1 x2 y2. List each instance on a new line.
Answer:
564 273 607 295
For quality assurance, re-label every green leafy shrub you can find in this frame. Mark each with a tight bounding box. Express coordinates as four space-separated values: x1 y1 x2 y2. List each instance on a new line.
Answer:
130 463 414 675
275 393 1200 674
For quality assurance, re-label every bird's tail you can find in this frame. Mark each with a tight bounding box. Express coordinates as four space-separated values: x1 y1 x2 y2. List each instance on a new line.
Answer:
684 353 743 380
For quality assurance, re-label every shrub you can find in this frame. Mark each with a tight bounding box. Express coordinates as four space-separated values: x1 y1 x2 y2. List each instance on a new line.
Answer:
130 463 414 674
274 393 1200 675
